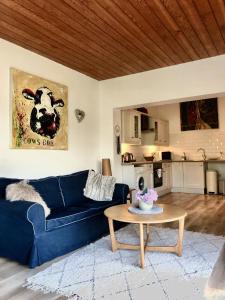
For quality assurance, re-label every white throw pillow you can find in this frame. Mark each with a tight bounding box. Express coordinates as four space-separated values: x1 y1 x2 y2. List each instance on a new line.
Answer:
84 170 116 201
6 180 51 217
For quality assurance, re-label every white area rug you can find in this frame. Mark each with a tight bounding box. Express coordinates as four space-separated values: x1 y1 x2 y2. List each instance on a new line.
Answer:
25 225 225 300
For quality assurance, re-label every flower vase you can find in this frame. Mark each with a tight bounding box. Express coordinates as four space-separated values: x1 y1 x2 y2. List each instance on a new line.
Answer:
139 200 153 211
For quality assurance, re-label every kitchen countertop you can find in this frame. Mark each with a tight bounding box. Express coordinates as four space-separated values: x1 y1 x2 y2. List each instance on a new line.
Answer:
121 159 225 165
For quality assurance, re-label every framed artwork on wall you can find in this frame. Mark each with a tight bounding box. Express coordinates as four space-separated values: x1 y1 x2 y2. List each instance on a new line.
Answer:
11 68 68 150
180 98 219 131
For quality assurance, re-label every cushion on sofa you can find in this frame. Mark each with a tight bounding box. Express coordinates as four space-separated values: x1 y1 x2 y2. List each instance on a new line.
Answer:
58 170 89 207
29 177 64 209
46 200 121 231
84 170 116 201
0 178 20 198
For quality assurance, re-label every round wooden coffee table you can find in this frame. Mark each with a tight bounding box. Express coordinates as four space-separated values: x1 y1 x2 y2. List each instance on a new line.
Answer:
104 204 187 268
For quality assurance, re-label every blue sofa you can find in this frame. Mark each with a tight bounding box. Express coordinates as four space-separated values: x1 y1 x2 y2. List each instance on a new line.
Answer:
0 170 129 268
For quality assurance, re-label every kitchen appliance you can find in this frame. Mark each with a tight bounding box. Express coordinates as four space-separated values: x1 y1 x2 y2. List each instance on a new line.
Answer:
134 165 152 191
160 151 172 161
122 152 136 163
153 162 163 188
136 107 154 132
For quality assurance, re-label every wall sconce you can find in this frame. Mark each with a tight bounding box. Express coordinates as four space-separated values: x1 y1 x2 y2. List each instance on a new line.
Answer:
75 109 85 123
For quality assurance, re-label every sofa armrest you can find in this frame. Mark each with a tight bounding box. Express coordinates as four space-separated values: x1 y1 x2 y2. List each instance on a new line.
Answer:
112 183 129 203
0 199 45 236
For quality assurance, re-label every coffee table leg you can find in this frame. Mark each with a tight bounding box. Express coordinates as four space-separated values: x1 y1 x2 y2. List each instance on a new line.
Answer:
146 224 150 240
177 217 185 256
108 218 117 252
139 223 145 268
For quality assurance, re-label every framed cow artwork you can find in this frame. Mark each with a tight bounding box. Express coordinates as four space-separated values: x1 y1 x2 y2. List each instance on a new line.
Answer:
11 68 68 150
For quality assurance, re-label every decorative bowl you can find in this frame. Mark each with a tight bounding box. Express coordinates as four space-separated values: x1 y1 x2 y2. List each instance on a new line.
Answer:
143 156 154 161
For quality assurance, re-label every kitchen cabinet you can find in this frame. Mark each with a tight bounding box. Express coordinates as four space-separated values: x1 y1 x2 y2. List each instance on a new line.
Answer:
172 162 205 194
154 119 169 146
183 162 205 192
121 110 169 146
121 110 141 145
172 162 184 192
162 163 172 191
141 131 155 145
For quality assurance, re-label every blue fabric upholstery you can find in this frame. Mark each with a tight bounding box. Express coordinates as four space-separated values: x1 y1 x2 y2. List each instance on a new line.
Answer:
29 177 64 209
46 199 122 231
58 170 89 207
0 178 20 198
0 171 129 267
0 199 44 265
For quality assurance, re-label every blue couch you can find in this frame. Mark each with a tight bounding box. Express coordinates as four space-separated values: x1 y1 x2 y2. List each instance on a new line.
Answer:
0 170 129 268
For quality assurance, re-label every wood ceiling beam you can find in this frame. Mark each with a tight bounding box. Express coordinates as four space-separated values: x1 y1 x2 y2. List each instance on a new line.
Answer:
34 0 139 75
95 0 171 67
160 0 209 59
64 0 156 71
128 0 187 63
148 0 200 61
6 0 136 77
0 29 104 80
207 0 225 45
66 0 160 70
0 4 122 80
75 0 164 68
194 0 225 54
178 0 218 56
0 0 224 80
111 0 179 65
46 0 149 74
113 0 182 64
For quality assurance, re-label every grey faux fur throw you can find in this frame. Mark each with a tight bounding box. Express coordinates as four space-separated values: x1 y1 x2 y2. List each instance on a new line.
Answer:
6 180 50 217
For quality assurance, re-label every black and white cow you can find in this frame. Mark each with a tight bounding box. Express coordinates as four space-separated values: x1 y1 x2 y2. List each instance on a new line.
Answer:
22 86 64 139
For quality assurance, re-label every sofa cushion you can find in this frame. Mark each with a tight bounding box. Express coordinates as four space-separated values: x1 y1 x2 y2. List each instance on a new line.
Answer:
46 200 121 231
84 170 116 201
29 177 64 209
58 170 89 207
0 178 20 198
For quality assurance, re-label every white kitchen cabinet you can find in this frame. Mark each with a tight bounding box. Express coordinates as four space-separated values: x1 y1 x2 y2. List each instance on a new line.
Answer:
121 110 141 145
141 131 155 145
154 119 169 146
183 162 205 193
162 163 172 191
172 162 184 192
172 162 205 194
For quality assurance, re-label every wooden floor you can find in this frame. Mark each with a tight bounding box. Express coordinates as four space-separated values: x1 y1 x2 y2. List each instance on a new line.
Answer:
1 192 225 300
158 192 225 236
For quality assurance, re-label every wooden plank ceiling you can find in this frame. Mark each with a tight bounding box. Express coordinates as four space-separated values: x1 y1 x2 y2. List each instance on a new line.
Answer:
0 0 225 80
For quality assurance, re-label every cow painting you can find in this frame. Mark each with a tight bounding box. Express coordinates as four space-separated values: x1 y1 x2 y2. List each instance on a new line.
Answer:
22 87 64 139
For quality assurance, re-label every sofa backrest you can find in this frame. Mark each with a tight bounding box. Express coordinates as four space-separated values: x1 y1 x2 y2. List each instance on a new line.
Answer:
0 178 20 198
29 177 64 209
58 170 89 207
0 170 90 209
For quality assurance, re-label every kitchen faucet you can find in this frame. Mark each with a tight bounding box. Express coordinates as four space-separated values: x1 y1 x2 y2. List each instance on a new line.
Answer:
181 152 187 160
197 148 207 160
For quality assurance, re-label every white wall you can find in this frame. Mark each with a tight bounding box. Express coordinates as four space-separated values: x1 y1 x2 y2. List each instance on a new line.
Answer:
0 38 100 178
148 98 225 160
2 37 225 181
100 55 225 180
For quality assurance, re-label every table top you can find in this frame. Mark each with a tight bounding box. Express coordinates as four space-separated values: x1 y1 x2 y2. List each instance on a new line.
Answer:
104 204 187 224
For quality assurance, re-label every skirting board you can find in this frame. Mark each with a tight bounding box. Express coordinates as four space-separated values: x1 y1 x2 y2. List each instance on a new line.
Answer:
171 187 204 194
158 189 172 197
